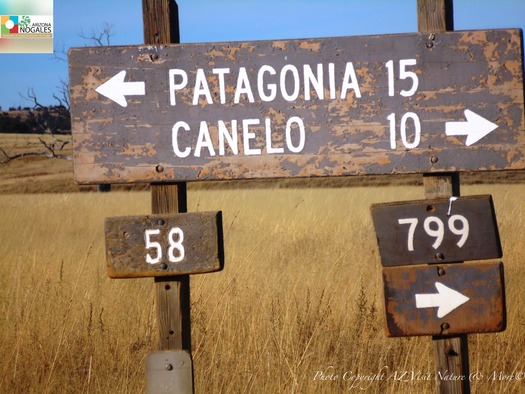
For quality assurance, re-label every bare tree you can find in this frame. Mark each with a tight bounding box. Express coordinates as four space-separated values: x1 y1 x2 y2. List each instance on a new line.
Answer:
29 80 70 115
0 137 70 164
2 23 114 166
54 22 114 62
79 22 114 47
53 79 70 110
0 85 73 164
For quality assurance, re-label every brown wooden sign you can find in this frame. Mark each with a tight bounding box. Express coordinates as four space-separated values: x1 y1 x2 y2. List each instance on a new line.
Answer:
68 29 525 184
370 195 501 266
382 262 505 337
104 212 224 278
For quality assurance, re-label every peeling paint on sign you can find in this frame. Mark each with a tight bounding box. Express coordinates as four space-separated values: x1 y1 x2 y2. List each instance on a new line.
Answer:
69 29 525 184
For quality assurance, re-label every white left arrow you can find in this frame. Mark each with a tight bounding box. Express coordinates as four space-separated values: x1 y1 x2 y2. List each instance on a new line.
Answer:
415 282 470 318
95 70 145 107
445 109 498 146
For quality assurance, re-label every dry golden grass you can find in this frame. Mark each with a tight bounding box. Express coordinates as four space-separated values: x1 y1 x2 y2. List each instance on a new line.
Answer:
0 184 523 393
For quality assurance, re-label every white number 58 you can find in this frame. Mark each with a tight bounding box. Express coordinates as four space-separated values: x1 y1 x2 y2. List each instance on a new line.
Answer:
144 227 185 265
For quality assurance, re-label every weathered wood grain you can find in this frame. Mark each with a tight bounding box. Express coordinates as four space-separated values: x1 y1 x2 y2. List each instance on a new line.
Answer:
68 29 525 184
105 211 224 278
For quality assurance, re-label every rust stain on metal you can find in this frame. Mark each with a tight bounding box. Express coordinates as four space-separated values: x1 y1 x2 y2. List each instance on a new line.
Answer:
68 29 525 184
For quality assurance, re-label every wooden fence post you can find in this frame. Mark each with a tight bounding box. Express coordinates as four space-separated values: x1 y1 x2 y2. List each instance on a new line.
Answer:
142 0 194 391
418 1 470 393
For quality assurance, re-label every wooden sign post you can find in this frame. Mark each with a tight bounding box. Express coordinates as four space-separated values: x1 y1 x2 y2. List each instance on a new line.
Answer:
364 2 517 393
141 2 200 393
103 210 224 392
420 2 466 393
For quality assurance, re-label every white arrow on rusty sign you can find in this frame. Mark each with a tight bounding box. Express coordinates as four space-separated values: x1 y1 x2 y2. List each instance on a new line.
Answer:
445 109 498 146
95 70 145 107
415 282 470 318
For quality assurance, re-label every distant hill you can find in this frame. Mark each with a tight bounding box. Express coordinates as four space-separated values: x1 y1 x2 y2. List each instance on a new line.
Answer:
0 107 70 134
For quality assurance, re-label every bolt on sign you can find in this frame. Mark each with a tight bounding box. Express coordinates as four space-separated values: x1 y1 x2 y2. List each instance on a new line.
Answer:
104 212 224 278
381 262 506 337
68 29 525 184
370 195 502 266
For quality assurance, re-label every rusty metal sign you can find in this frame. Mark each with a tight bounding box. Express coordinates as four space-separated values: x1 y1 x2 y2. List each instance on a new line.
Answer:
104 212 224 278
68 29 525 184
371 195 501 266
382 262 506 337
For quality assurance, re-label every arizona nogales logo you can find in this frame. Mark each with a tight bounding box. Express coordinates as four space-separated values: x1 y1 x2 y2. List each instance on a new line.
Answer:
0 0 52 53
1 15 53 38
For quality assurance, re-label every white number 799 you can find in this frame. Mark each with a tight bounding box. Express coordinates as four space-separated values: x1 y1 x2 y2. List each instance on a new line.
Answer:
398 215 469 252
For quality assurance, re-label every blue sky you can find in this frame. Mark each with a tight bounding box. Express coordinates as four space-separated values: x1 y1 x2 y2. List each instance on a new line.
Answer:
0 0 523 110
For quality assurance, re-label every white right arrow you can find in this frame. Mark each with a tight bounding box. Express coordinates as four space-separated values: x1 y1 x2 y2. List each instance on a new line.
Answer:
95 70 145 107
415 282 470 318
445 109 498 146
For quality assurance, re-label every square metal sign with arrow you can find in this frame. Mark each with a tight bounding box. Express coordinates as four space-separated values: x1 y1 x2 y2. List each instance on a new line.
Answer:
382 261 505 337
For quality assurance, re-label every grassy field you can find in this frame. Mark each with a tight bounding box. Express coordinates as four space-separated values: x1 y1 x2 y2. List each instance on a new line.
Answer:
0 134 524 392
0 182 524 393
0 134 149 194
